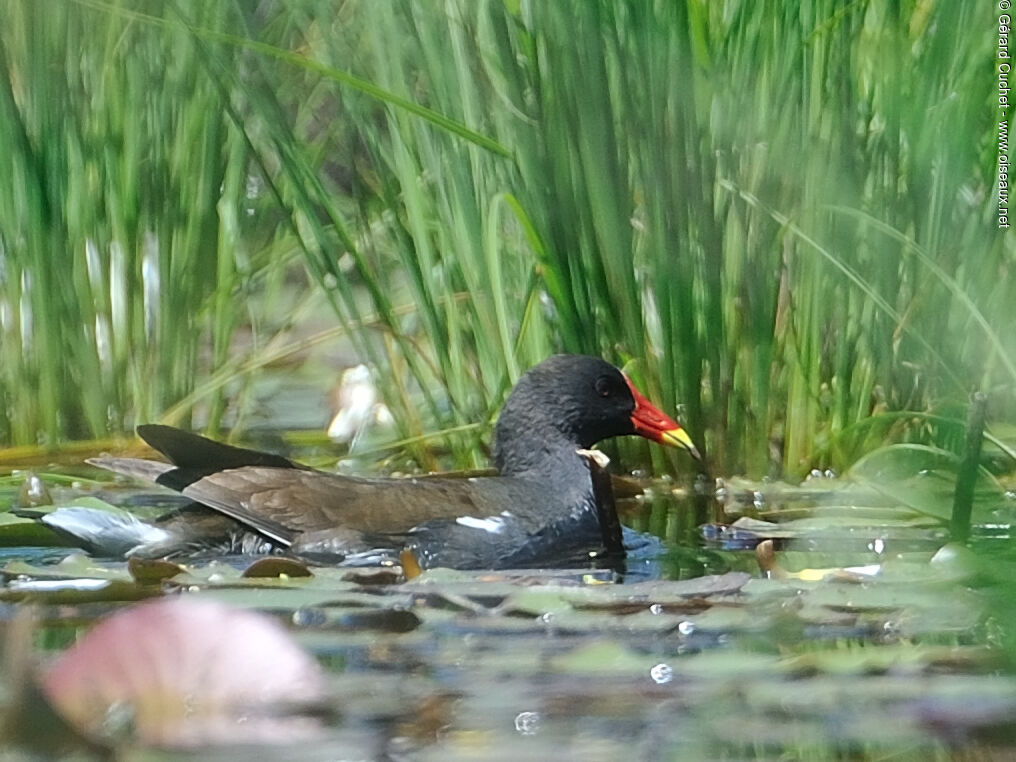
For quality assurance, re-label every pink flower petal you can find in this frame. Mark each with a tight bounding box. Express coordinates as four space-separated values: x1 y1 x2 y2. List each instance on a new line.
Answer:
42 596 327 747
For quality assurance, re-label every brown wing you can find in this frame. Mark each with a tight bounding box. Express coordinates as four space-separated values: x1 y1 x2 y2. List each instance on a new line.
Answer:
87 426 559 552
177 467 502 544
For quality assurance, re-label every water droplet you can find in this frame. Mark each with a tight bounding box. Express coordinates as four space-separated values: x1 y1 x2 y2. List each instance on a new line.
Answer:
808 469 822 480
752 491 765 508
514 711 541 735
869 538 886 555
292 608 326 627
649 603 663 615
102 700 135 735
541 612 555 624
824 469 836 479
649 663 673 684
17 473 51 507
677 620 695 635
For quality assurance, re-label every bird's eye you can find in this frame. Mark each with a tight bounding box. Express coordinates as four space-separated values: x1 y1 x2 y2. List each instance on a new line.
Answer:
594 376 613 397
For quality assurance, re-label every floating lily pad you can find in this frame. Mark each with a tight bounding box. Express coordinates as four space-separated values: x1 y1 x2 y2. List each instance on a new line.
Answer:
127 557 187 584
850 444 1005 522
783 644 992 676
548 639 652 675
3 552 132 582
242 557 314 578
0 512 65 547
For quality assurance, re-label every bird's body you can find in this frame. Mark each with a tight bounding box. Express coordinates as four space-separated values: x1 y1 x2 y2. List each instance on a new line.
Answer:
74 355 698 569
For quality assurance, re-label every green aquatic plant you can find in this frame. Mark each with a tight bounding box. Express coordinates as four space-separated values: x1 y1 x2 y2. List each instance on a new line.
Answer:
0 0 1010 481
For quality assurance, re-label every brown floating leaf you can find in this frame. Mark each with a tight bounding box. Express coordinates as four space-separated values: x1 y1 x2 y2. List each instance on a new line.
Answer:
128 556 185 584
42 596 328 747
756 539 787 579
400 549 424 580
315 607 422 633
0 579 154 605
342 567 404 585
242 557 314 578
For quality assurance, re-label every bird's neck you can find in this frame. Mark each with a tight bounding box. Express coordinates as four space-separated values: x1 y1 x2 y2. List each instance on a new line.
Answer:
494 431 591 481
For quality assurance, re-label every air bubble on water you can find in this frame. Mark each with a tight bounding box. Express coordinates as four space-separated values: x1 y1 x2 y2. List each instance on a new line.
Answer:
677 620 695 635
541 612 555 624
752 491 765 508
649 603 663 615
869 538 886 555
650 663 674 684
292 608 326 627
514 711 541 735
714 478 728 501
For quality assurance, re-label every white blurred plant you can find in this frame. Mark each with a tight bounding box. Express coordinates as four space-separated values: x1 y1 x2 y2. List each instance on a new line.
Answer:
327 364 393 448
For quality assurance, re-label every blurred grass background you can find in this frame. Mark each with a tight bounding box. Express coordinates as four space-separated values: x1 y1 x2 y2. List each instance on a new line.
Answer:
0 0 1010 478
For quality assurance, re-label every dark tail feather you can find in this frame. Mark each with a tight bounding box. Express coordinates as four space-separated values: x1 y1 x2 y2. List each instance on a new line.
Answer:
137 425 298 471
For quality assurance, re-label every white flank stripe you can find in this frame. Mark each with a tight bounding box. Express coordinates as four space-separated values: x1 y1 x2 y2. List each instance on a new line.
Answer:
455 516 506 534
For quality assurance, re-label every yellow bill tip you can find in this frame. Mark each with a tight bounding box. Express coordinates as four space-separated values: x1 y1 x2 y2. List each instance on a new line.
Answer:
659 427 702 460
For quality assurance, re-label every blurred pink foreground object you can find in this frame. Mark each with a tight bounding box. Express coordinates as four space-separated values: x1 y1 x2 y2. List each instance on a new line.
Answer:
42 596 327 747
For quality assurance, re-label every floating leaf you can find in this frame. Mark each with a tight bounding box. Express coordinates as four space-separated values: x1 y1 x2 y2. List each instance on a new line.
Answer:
850 444 1005 521
342 567 403 586
3 552 131 582
242 557 314 579
128 557 187 585
548 639 651 675
0 512 65 547
298 606 421 633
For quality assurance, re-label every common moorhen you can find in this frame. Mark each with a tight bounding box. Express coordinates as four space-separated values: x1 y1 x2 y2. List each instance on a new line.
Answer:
72 355 699 568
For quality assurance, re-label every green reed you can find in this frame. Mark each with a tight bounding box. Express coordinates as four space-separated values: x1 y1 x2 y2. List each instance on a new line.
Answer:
272 0 1008 476
1 0 1010 480
0 1 293 444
